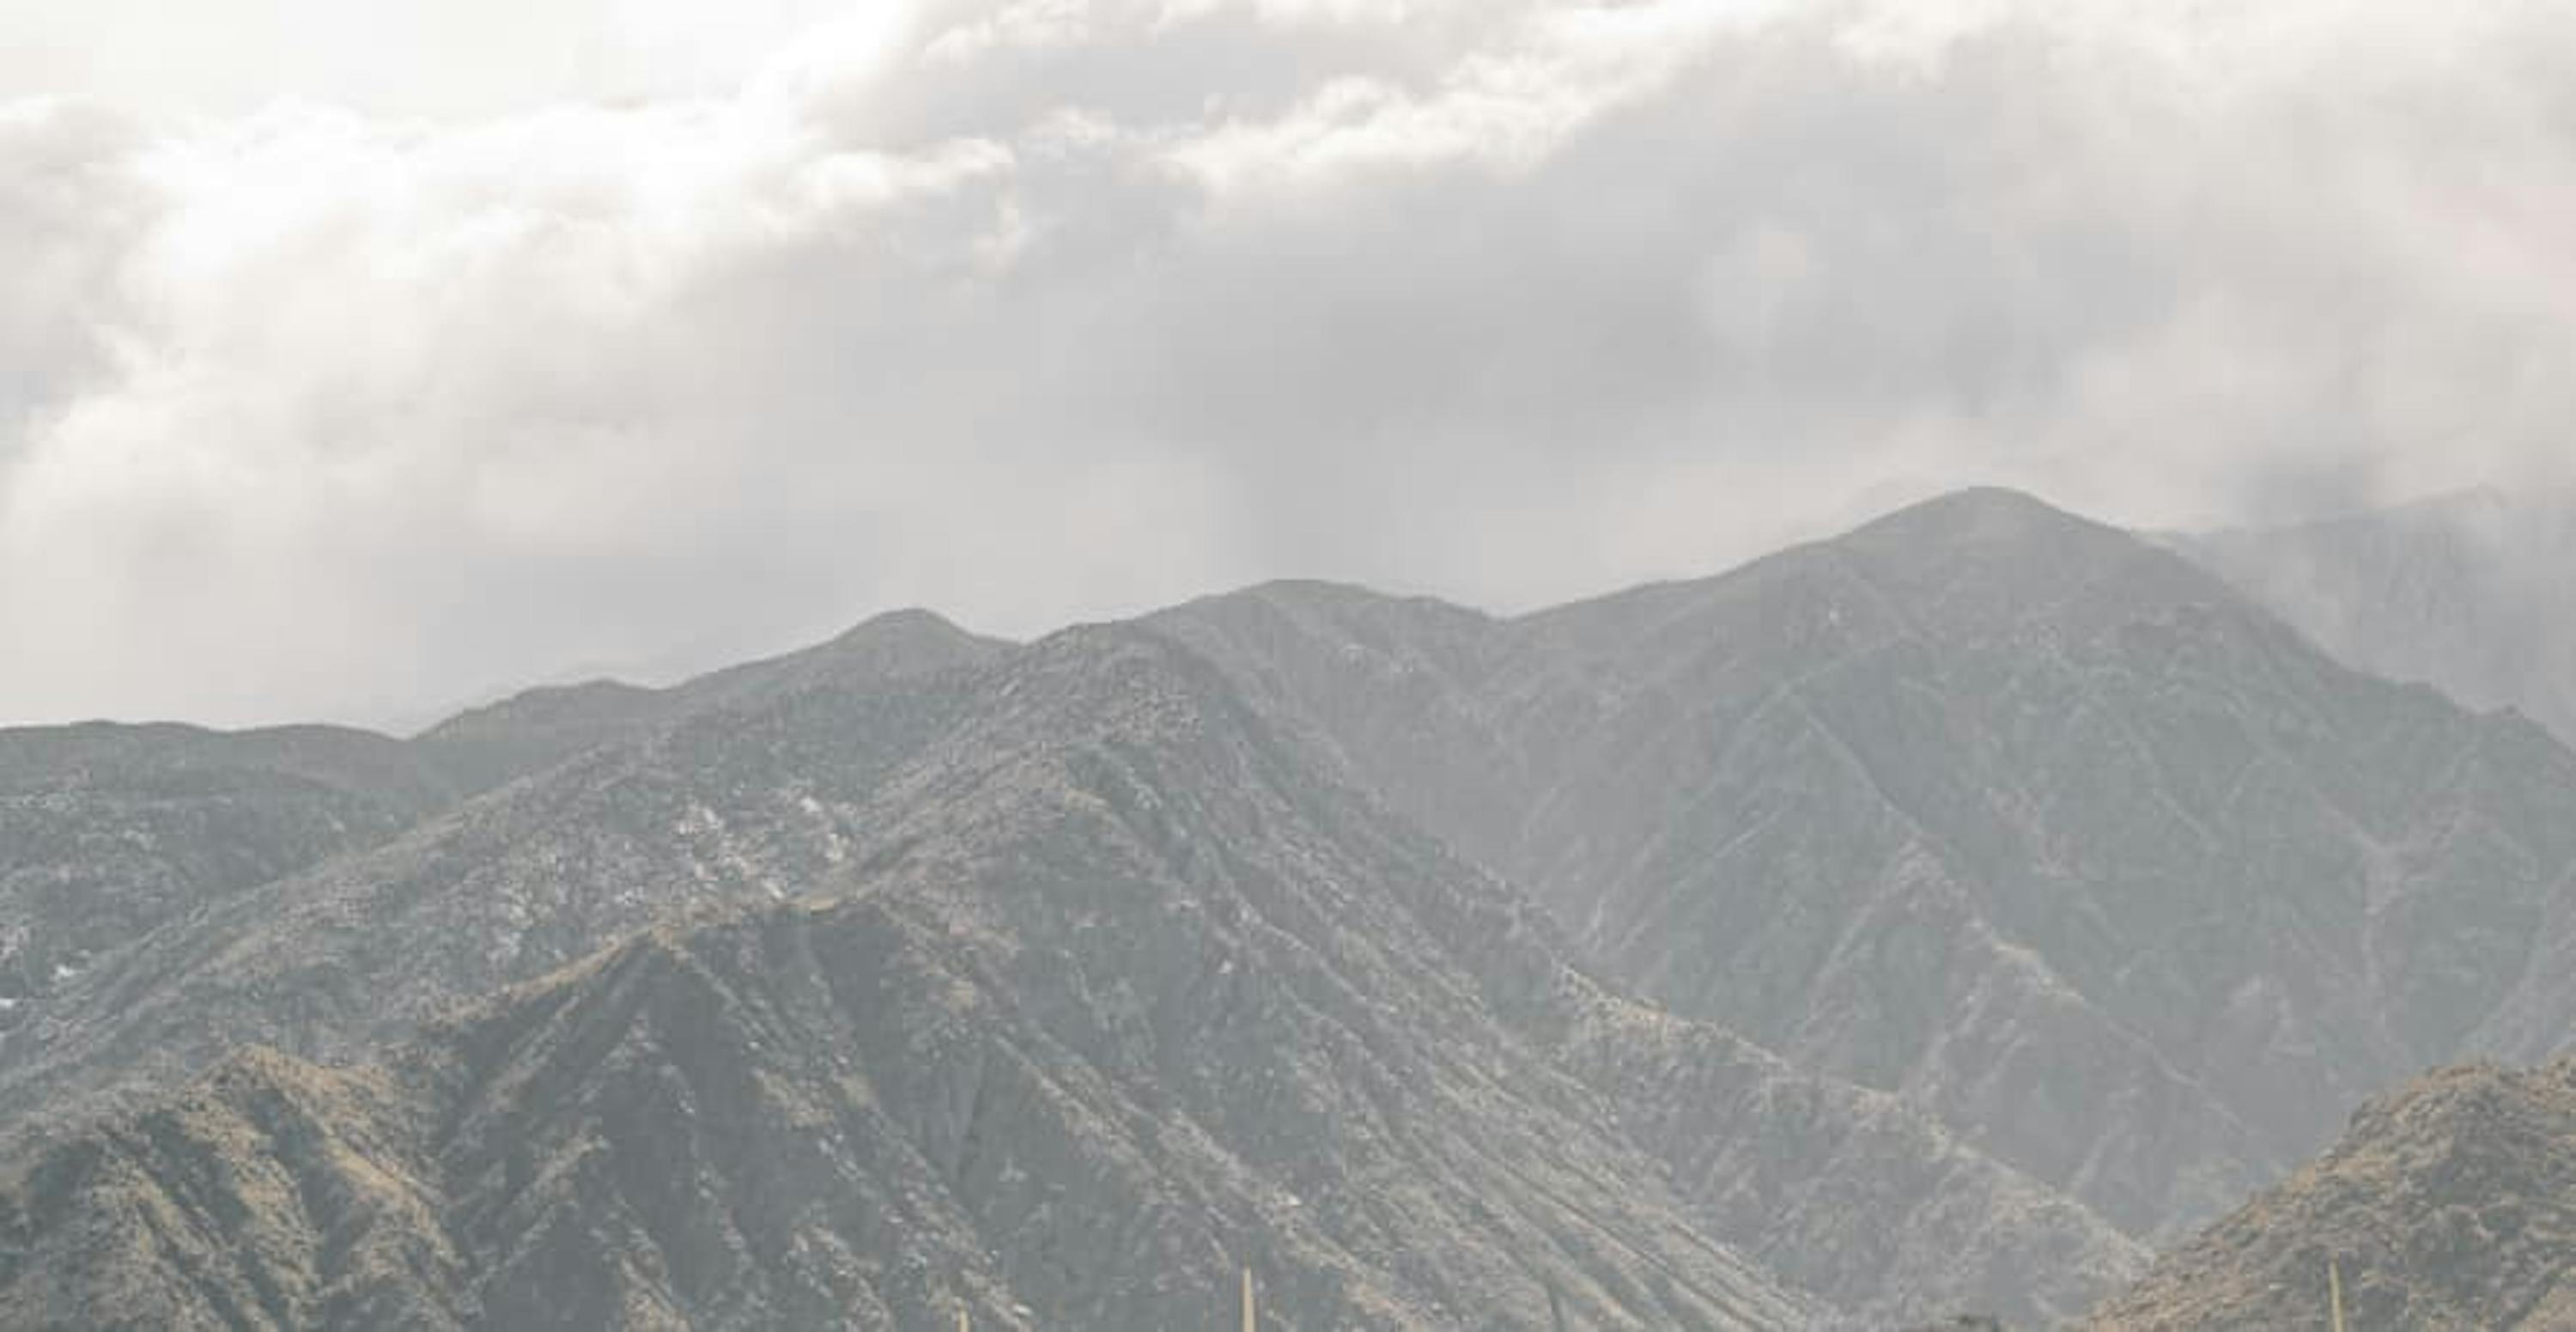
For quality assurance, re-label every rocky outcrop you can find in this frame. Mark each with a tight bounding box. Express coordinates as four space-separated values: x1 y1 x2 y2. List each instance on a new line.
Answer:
2093 1057 2576 1330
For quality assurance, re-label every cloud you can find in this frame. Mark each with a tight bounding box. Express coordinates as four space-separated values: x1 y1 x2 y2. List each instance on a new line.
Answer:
5 0 2576 727
0 0 908 119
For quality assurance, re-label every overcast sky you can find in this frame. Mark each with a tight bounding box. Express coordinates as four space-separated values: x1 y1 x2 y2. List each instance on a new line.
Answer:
6 0 2575 728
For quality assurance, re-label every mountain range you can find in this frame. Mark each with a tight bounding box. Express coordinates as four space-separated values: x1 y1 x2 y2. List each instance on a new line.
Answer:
3 487 2572 1327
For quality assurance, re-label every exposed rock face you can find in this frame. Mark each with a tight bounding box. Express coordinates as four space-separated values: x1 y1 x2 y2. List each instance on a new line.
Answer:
1157 489 2576 1241
2093 1057 2576 1331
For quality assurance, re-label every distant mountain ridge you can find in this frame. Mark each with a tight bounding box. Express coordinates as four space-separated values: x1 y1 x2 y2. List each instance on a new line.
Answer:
412 608 1009 794
2184 485 2576 749
1156 488 2576 1242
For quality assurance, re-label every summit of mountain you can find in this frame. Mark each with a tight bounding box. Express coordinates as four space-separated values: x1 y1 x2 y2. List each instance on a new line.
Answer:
665 608 1006 710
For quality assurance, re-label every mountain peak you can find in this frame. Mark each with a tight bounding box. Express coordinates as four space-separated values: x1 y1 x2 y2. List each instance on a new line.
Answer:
1801 484 2251 645
817 605 986 650
1841 485 2119 553
694 605 1005 696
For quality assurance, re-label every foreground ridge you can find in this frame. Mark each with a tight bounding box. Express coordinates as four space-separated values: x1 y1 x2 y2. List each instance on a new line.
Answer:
2093 1057 2576 1329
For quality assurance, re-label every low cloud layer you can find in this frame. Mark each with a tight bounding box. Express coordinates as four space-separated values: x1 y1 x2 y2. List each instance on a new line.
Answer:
6 0 2576 727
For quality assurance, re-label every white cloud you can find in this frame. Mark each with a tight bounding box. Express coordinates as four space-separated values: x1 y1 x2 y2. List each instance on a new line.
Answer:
5 0 2576 726
0 0 916 120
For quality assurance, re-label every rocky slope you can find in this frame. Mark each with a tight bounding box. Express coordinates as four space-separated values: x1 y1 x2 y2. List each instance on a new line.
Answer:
0 614 2142 1323
0 611 1004 1122
0 723 462 1024
0 630 1832 1329
2093 1057 2576 1330
0 649 991 1128
0 611 999 1024
1157 489 2576 1240
1556 1003 2142 1327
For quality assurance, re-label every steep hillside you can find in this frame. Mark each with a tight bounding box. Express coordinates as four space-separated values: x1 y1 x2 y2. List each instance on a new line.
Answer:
1555 1001 2142 1327
0 630 1834 1329
0 722 460 1025
2094 1057 2576 1330
0 609 1002 1068
0 647 992 1129
0 1049 464 1329
0 620 2140 1323
1159 488 2576 1239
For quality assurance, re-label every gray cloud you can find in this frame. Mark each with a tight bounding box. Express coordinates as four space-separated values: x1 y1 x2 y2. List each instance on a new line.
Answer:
5 0 2576 727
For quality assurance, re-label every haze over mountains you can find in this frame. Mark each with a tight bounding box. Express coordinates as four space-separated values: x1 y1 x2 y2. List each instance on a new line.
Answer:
3 488 2573 1328
2185 487 2576 752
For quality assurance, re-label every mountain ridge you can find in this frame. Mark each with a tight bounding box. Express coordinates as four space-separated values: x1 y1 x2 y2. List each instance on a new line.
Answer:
1154 486 2576 1242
